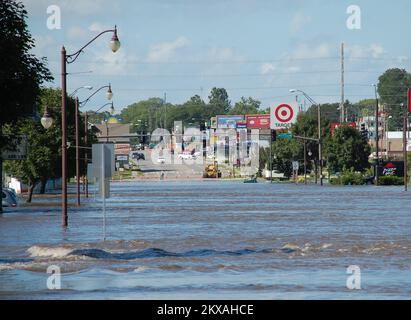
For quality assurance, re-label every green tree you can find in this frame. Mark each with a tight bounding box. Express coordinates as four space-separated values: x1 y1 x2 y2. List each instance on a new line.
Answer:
3 118 59 202
230 97 260 115
208 87 231 115
1 0 52 211
325 125 371 173
0 0 52 136
378 68 411 130
4 88 92 202
271 139 302 178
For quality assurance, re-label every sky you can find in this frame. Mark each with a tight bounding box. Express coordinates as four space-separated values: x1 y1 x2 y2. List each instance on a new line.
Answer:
21 0 411 113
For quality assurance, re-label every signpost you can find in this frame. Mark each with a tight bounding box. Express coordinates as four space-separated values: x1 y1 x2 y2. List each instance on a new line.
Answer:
91 143 115 240
292 161 299 183
270 103 298 130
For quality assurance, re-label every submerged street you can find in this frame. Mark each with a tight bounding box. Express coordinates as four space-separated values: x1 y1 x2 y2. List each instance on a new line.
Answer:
0 181 410 299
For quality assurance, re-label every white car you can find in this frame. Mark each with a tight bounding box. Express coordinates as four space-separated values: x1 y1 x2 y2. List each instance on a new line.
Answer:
157 157 165 164
178 153 195 160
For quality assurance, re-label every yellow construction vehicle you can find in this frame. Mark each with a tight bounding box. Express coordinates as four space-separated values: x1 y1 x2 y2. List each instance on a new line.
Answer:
203 163 221 178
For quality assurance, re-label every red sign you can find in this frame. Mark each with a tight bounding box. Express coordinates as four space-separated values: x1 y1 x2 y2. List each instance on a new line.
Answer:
408 88 411 112
330 122 357 136
246 114 270 129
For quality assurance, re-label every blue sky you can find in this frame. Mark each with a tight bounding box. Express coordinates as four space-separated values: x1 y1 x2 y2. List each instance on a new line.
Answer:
22 0 411 113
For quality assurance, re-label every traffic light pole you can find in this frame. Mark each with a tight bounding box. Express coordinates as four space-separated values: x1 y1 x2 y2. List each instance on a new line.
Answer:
269 130 272 184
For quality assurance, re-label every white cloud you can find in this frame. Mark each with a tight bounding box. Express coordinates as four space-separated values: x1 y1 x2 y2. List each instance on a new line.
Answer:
290 42 333 60
208 47 245 62
261 63 276 75
147 36 189 63
86 37 138 77
22 0 119 16
289 12 312 35
67 26 87 40
89 22 111 33
346 44 385 59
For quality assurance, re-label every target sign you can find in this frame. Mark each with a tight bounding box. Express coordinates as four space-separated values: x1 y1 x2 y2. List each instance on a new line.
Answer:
270 103 297 129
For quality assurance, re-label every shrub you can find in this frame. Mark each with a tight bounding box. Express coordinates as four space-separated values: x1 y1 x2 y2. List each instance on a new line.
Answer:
378 176 404 186
340 169 366 185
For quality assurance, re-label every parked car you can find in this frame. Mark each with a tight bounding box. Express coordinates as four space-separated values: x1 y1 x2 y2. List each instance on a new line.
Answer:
157 157 165 164
2 188 18 208
131 152 145 160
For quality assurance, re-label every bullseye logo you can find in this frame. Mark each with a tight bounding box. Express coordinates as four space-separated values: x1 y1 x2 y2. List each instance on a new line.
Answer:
270 103 297 129
275 104 294 123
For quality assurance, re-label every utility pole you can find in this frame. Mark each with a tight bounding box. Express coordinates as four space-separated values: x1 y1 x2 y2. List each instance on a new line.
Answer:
318 104 323 186
404 102 408 191
269 130 273 183
341 42 345 123
164 93 167 130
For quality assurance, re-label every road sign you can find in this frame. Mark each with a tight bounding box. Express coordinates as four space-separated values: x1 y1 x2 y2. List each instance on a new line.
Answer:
292 161 299 171
278 133 293 139
92 144 115 180
1 136 28 160
270 103 297 129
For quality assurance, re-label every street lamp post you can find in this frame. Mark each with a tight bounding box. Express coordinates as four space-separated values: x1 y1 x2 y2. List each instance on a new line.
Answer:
373 84 380 186
61 26 120 227
290 89 323 186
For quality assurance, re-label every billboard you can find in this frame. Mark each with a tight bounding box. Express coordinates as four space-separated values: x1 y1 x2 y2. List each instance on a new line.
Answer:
246 114 270 129
216 115 244 129
236 122 247 129
378 161 404 177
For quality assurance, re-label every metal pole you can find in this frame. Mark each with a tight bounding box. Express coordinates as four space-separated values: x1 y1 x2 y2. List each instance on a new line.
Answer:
75 97 80 206
269 131 273 183
0 122 3 214
375 96 379 186
304 139 307 185
101 145 106 241
84 112 89 198
318 104 323 186
61 47 68 227
404 102 408 191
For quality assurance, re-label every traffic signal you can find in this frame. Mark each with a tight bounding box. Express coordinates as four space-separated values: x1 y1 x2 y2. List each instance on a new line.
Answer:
271 129 277 142
360 123 368 140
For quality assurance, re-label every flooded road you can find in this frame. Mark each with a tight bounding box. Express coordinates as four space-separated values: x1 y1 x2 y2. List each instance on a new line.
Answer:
0 181 410 299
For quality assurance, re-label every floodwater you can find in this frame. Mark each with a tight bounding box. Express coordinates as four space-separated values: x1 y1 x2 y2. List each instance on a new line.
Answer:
0 181 410 300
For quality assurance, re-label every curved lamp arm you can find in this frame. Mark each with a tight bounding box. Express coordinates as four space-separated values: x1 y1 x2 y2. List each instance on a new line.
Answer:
95 102 114 113
294 89 318 106
66 26 119 64
80 84 112 107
